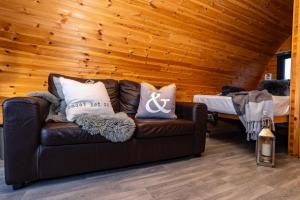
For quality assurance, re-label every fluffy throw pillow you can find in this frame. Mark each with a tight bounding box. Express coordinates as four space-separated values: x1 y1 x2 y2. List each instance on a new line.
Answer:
135 82 177 119
59 77 115 121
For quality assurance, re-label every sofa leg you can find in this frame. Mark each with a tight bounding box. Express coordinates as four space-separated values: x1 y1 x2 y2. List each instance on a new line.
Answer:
195 153 201 157
12 183 25 190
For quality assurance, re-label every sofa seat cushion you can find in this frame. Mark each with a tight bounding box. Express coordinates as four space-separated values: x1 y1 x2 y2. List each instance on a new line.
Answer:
134 119 194 139
41 123 109 146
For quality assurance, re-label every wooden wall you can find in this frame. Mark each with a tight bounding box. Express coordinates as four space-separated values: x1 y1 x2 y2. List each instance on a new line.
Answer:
289 0 300 156
260 36 292 81
0 0 293 120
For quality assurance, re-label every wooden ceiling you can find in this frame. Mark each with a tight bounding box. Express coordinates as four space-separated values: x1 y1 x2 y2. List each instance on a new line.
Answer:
0 0 293 103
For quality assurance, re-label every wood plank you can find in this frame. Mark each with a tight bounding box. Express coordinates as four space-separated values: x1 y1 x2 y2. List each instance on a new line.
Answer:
0 0 293 123
289 0 300 157
260 36 292 82
218 113 289 123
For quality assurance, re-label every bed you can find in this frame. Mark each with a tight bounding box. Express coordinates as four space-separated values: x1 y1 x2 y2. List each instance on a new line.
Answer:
193 95 290 123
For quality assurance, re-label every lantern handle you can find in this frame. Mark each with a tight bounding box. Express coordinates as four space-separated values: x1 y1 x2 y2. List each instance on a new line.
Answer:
262 116 272 129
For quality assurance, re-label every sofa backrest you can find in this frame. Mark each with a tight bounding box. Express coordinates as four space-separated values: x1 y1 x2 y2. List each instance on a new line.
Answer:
48 73 120 112
119 80 140 115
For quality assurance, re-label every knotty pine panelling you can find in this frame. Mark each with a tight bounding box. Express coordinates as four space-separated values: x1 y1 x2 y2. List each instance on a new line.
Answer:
260 36 292 81
0 0 293 110
289 0 300 156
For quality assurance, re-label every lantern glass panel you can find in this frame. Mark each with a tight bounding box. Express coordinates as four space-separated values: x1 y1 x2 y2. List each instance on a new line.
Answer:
259 136 273 163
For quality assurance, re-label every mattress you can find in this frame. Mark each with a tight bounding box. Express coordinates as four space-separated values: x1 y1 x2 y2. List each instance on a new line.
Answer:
193 95 290 117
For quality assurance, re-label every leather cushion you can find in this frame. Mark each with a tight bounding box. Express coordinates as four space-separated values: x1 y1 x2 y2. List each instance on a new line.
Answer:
41 123 109 146
134 119 194 139
48 73 120 112
119 80 140 114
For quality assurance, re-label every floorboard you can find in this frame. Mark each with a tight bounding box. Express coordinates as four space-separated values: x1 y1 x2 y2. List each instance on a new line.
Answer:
0 132 299 200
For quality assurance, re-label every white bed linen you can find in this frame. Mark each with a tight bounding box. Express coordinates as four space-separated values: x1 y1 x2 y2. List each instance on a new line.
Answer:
193 95 290 116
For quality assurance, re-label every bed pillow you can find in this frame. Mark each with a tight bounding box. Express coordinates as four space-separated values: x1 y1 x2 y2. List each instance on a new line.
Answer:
135 82 177 119
59 77 115 121
220 86 245 96
257 80 290 96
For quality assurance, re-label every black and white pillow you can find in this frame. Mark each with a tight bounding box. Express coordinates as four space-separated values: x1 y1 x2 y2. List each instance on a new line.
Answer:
135 82 177 119
53 76 65 99
59 77 115 121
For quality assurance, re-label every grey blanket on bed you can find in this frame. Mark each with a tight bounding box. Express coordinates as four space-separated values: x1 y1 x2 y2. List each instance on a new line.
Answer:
227 90 274 140
28 92 135 142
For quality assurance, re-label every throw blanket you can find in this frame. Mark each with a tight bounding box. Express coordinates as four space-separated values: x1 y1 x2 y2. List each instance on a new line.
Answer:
227 90 274 140
28 92 135 142
28 92 67 122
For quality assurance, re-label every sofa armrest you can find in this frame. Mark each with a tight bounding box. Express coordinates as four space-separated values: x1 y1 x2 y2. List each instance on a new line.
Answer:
176 102 207 122
3 97 49 185
176 102 207 153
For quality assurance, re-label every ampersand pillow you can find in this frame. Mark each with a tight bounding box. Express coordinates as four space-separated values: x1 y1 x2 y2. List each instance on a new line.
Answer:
59 77 115 121
135 82 177 119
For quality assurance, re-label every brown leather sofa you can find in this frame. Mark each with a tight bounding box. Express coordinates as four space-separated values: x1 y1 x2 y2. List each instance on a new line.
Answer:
3 74 207 189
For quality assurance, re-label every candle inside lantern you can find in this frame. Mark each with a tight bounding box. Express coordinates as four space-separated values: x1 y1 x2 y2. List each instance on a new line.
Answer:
262 143 272 157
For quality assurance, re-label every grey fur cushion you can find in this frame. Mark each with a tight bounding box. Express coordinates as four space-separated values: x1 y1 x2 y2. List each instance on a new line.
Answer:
75 112 135 142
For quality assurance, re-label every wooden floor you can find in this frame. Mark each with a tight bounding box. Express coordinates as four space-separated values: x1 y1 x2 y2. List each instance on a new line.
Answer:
0 133 300 200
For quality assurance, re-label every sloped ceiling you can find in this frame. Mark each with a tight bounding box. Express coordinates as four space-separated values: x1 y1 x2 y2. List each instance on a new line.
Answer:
0 0 293 102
